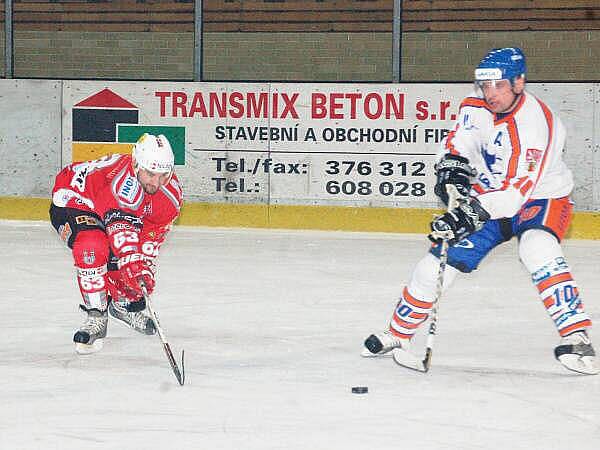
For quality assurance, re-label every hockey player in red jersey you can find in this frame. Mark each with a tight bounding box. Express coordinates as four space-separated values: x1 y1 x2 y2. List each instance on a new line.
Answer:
362 48 598 374
50 133 183 354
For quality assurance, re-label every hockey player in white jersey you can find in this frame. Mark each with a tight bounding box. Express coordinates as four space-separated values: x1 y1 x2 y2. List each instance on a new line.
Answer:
362 47 597 374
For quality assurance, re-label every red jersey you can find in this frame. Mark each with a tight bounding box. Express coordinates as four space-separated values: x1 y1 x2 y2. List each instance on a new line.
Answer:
52 154 183 237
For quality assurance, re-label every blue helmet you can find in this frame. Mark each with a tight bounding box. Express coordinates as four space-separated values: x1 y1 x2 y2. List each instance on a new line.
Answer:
475 47 527 84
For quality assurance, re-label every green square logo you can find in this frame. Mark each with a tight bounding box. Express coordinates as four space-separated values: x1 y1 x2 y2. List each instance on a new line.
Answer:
117 125 185 165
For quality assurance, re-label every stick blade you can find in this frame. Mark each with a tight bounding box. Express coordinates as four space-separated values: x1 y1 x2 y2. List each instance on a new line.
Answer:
392 347 428 373
171 349 185 386
163 343 186 386
177 349 186 385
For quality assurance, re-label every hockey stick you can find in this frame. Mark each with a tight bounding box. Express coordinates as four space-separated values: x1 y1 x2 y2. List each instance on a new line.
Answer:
392 184 461 372
140 282 185 386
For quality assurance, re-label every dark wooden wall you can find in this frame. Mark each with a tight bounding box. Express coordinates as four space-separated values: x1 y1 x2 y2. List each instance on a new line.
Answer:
2 0 599 32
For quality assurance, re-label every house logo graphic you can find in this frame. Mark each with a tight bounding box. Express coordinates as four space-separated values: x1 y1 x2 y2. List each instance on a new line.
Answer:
72 88 185 165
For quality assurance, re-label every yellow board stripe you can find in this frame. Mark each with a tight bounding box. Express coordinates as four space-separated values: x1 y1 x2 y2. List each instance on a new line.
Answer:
72 142 133 162
568 212 600 239
3 196 600 239
176 202 438 233
0 197 53 221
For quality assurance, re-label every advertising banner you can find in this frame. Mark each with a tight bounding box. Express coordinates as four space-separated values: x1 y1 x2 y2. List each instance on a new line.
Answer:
62 81 477 208
55 81 598 211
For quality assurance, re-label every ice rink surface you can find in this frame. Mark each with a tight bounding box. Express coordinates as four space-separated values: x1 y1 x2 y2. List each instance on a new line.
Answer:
2 219 600 450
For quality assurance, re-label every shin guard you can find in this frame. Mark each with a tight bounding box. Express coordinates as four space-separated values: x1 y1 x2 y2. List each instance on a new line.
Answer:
389 253 458 339
72 230 110 311
531 258 591 336
520 230 592 336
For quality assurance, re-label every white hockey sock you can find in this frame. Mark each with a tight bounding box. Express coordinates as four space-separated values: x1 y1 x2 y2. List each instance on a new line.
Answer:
531 259 591 336
77 265 109 311
389 253 458 339
519 230 591 336
389 286 433 339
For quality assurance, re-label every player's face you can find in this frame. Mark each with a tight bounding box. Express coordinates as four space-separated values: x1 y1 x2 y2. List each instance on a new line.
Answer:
478 78 524 113
137 168 171 194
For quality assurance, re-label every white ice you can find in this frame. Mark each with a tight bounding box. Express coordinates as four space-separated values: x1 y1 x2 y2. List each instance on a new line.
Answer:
1 219 600 450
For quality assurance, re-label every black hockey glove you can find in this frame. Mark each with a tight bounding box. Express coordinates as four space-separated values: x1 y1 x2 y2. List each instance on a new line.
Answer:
428 197 490 246
434 154 476 205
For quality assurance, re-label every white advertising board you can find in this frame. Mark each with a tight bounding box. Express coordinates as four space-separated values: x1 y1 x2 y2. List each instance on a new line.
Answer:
61 81 597 209
62 81 475 208
2 80 597 211
0 79 61 197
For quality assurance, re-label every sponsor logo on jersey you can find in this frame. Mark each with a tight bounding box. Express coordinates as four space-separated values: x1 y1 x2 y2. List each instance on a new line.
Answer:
526 148 543 172
77 266 107 277
557 201 571 234
71 166 89 191
518 205 542 223
477 172 492 189
58 223 72 242
462 114 478 130
104 209 143 228
83 250 96 265
75 215 100 227
59 191 74 205
454 239 474 249
118 174 141 204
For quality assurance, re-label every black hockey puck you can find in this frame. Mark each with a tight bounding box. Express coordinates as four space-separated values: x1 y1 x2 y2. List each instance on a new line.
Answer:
351 386 368 394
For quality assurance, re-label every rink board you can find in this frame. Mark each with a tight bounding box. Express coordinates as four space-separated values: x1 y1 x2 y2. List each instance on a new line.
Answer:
3 195 600 239
1 79 600 235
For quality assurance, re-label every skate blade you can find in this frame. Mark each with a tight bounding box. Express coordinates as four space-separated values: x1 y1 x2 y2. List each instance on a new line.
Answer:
392 348 427 372
75 339 104 355
360 348 392 357
557 354 599 375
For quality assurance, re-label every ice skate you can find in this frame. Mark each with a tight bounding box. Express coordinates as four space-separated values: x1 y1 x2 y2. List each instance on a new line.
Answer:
73 305 108 354
108 298 156 335
361 330 410 357
555 331 599 375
